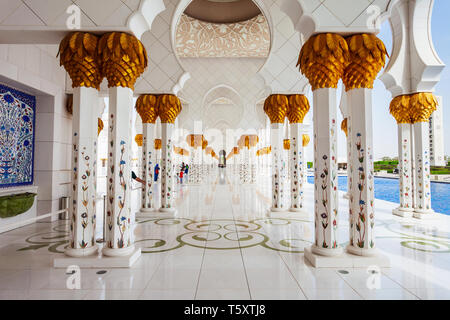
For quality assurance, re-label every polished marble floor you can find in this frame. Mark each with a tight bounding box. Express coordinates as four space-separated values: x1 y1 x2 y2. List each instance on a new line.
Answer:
0 168 450 300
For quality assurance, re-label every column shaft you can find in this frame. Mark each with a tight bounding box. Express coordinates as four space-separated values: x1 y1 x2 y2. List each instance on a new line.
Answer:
290 123 305 211
413 122 434 216
395 123 414 213
66 87 99 257
312 88 341 255
160 123 175 212
141 123 155 211
347 88 376 256
104 87 134 256
271 123 286 211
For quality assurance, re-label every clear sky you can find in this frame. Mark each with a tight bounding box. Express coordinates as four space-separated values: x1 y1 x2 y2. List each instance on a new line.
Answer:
370 0 449 160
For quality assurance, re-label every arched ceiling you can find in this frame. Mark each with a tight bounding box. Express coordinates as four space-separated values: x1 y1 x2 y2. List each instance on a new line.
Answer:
184 0 260 24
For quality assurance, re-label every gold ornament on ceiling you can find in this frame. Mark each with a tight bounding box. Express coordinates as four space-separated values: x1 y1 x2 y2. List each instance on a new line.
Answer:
97 32 148 90
157 94 182 124
186 134 203 148
135 134 143 147
343 34 388 90
202 139 208 150
66 94 73 115
263 94 288 124
389 94 412 124
154 138 162 150
410 92 438 123
135 94 158 124
98 118 104 136
58 32 103 90
287 94 310 124
297 33 349 90
302 134 310 147
341 118 348 137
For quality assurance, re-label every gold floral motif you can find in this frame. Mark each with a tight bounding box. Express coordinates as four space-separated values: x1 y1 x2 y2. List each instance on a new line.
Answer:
297 33 349 90
302 134 310 147
157 94 182 124
186 134 203 148
410 92 438 123
97 32 148 90
154 139 162 150
341 118 348 137
389 93 438 124
135 134 143 147
343 34 388 90
283 139 290 150
58 32 103 90
287 94 310 124
135 94 158 124
263 94 288 123
98 118 104 136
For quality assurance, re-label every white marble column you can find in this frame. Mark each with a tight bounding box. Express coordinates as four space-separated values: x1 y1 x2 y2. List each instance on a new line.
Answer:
66 87 99 257
141 123 155 211
311 88 341 256
271 123 287 211
103 86 135 257
393 123 414 216
289 123 306 212
346 88 376 256
413 121 434 218
160 123 175 212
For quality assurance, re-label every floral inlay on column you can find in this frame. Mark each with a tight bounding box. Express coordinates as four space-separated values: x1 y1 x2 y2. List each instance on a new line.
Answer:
287 94 310 212
297 33 348 256
263 94 288 212
59 32 103 257
343 33 387 255
136 94 158 211
157 94 182 213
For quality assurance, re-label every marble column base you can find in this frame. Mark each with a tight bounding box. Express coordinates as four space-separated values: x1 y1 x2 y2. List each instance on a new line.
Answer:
54 247 141 268
64 245 99 258
269 207 288 213
159 208 177 217
135 208 159 219
392 207 414 218
305 246 389 268
413 209 437 220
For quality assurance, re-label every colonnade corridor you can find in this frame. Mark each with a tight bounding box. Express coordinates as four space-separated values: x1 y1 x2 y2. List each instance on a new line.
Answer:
0 166 449 300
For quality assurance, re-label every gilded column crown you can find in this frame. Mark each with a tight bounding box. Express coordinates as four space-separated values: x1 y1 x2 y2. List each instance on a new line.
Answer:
410 92 438 123
97 32 148 90
202 138 208 150
154 139 162 150
186 134 203 148
287 94 310 123
343 34 388 90
297 33 349 90
157 94 182 124
58 32 103 90
98 118 104 136
341 118 348 137
283 139 290 150
233 147 240 155
205 147 212 155
135 134 143 147
263 94 288 123
389 95 412 124
135 94 158 123
302 134 310 147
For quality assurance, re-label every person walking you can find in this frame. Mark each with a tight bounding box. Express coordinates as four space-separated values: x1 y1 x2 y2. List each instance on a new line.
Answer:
154 163 160 182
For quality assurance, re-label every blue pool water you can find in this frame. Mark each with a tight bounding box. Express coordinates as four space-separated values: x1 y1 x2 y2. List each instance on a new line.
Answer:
307 176 450 216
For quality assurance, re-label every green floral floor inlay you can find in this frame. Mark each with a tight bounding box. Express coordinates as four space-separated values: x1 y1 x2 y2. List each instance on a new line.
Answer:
16 217 450 255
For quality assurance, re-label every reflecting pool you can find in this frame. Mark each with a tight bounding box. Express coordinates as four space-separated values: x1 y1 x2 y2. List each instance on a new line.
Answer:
307 176 450 215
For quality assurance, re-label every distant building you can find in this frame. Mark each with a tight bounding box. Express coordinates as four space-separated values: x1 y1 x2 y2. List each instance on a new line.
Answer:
429 96 446 166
